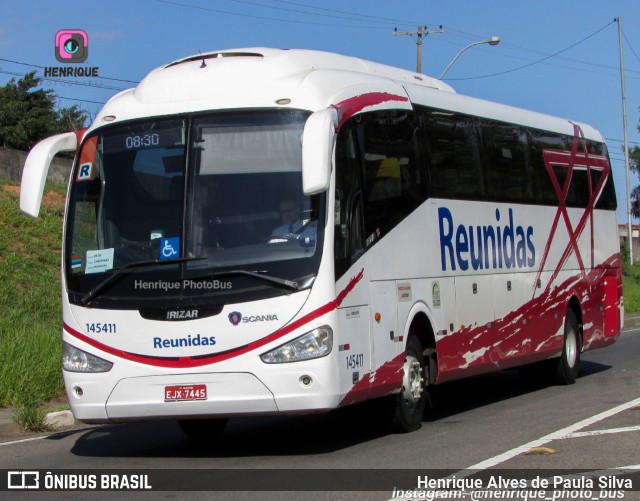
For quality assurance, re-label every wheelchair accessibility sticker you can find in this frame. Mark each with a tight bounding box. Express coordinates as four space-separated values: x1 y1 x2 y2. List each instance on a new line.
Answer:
160 237 180 260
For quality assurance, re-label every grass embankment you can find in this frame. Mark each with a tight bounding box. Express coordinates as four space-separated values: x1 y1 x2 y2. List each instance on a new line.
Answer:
1 178 640 414
622 253 640 314
0 180 66 408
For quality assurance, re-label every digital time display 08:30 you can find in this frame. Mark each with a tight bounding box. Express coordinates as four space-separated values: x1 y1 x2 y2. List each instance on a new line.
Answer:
101 120 185 153
125 133 160 149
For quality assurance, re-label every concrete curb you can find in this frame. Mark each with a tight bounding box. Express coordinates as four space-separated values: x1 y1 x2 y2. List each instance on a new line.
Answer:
44 410 75 429
0 409 76 439
623 313 640 330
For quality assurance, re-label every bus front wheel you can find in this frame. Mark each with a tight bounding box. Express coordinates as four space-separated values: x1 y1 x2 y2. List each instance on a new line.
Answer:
391 335 427 433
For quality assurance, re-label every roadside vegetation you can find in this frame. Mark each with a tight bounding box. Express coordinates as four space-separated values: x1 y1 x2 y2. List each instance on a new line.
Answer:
621 245 640 314
0 180 66 429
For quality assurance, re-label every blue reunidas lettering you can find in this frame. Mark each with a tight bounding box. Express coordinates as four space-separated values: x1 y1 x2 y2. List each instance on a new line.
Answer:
438 207 535 271
153 334 216 349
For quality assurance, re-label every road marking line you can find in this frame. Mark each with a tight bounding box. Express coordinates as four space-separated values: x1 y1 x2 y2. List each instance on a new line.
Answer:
464 395 640 472
0 435 47 447
563 425 640 439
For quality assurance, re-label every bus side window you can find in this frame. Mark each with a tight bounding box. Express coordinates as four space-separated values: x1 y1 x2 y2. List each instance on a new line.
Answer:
334 122 365 279
590 140 617 210
419 108 483 201
479 120 531 203
361 111 423 238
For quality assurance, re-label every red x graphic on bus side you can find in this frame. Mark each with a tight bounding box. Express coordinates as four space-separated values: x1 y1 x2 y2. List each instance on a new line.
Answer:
534 123 612 296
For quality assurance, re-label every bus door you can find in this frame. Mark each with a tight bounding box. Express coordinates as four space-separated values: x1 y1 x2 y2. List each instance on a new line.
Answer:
452 274 496 376
369 281 402 398
493 272 528 366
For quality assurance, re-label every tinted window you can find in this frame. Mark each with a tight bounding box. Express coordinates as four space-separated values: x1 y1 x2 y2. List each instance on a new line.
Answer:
360 111 425 240
421 109 483 199
478 120 531 203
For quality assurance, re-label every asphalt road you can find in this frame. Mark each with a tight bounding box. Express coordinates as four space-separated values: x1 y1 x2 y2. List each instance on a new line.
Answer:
1 326 639 500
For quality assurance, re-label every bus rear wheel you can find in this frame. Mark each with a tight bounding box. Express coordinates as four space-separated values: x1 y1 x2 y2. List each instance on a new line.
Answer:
178 418 228 439
391 335 427 433
555 309 581 385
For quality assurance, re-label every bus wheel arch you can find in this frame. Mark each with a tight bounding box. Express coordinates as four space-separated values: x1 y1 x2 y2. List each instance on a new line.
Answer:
406 310 438 385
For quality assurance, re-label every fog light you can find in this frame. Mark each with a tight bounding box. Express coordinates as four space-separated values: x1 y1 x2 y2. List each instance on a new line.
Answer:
300 375 312 386
74 386 83 397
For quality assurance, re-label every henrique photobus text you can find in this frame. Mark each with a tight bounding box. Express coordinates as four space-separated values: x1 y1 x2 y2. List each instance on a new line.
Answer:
134 279 232 291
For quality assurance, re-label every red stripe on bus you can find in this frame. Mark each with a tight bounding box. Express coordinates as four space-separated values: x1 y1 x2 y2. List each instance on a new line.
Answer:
333 92 409 130
63 268 365 368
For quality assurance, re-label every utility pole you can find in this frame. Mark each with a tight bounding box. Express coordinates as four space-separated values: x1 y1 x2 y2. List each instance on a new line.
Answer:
394 25 444 73
617 17 633 264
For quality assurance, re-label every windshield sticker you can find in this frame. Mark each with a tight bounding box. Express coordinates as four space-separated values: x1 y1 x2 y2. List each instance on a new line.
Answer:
85 248 114 274
76 162 93 181
71 255 82 270
160 237 180 260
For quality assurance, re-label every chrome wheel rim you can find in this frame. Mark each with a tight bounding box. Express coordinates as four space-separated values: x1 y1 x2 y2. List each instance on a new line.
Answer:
402 354 424 408
565 329 577 368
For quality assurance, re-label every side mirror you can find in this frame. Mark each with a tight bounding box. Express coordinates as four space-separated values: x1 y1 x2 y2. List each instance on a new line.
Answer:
20 132 79 217
302 108 337 195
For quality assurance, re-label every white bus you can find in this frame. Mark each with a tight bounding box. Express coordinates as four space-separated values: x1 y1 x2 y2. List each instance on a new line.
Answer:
20 48 622 435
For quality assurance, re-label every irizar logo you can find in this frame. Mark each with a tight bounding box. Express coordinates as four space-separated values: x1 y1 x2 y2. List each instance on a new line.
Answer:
166 310 199 320
438 207 535 272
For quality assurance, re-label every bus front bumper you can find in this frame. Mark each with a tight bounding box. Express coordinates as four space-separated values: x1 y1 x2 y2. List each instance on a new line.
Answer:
66 371 339 423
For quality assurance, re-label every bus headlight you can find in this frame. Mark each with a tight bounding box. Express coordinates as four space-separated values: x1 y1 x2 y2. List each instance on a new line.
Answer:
260 326 333 364
63 342 113 373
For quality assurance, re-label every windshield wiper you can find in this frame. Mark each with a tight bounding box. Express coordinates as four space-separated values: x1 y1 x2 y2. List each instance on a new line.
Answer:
191 269 299 291
81 257 207 305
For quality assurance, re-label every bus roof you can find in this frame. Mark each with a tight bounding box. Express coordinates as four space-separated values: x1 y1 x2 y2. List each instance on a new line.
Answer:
90 47 604 143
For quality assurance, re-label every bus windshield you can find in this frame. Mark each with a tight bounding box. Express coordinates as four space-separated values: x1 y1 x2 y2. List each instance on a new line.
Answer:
64 110 324 307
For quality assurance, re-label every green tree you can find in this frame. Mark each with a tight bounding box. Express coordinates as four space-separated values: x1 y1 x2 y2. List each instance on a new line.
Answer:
0 72 88 150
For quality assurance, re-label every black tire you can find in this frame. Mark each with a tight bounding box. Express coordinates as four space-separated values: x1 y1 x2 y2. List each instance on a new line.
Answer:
555 309 581 385
178 418 228 439
391 335 427 433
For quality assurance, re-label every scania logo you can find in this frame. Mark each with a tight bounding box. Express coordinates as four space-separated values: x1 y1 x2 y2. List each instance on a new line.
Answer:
166 309 199 320
228 311 279 325
228 311 242 326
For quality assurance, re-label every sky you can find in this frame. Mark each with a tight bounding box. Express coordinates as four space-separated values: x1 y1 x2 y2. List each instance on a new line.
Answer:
1 0 640 223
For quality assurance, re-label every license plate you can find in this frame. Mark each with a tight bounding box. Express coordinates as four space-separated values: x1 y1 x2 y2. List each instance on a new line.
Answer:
164 384 207 402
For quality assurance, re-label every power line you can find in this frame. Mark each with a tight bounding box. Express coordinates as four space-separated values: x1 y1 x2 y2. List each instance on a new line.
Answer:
0 68 128 91
224 0 391 27
0 69 126 90
0 57 139 84
271 0 422 27
444 25 638 75
153 0 389 29
56 96 106 105
622 29 640 67
607 137 640 146
443 19 616 81
0 70 107 106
